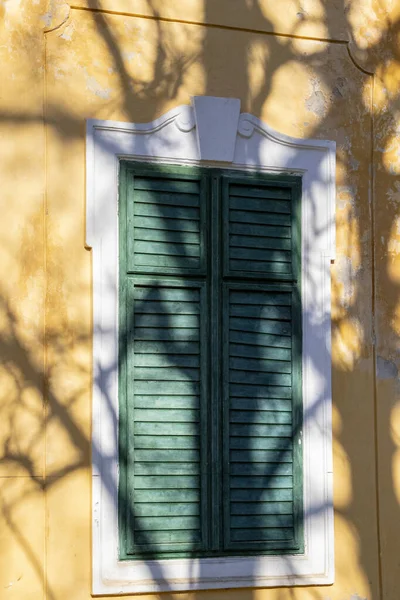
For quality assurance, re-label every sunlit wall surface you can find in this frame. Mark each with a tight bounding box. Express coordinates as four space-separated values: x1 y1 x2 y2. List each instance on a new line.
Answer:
1 1 400 599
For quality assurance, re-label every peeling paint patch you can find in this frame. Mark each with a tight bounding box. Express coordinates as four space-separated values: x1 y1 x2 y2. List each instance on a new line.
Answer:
377 356 398 380
335 254 361 308
387 181 400 206
388 238 400 255
306 89 325 116
60 21 74 41
86 75 111 100
305 80 328 117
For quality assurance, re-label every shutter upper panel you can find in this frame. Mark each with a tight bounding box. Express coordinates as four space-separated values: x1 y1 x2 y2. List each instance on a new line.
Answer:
223 178 300 281
223 285 302 553
127 173 207 275
124 280 209 557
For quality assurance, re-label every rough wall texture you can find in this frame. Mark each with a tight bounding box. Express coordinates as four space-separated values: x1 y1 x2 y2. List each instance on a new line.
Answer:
1 0 400 599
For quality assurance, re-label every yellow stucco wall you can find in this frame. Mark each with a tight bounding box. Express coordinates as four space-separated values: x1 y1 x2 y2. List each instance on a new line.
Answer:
1 1 400 598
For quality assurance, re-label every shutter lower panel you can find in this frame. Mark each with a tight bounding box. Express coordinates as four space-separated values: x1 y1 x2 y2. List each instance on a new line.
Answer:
125 280 209 556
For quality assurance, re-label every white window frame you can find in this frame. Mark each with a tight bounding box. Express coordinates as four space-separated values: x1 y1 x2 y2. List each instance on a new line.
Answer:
86 96 335 595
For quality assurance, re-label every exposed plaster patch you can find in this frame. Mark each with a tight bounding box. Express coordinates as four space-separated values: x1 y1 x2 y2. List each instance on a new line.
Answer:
335 254 361 308
60 21 74 41
387 181 400 206
86 76 111 100
305 79 328 117
377 356 398 380
53 67 65 80
349 156 360 171
1 0 21 18
337 185 356 209
41 0 70 31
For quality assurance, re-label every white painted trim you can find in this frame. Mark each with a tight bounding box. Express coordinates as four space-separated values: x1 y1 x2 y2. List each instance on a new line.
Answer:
87 96 335 595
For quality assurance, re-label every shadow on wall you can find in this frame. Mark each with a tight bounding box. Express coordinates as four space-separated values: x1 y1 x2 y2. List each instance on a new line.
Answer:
1 0 400 599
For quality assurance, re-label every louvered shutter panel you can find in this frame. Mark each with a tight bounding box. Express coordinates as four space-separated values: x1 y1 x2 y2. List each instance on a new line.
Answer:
119 166 209 558
222 177 303 553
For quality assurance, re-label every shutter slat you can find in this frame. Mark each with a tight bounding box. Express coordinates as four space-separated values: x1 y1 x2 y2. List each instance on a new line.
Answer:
229 356 291 374
134 240 200 258
231 502 293 515
230 330 292 348
231 529 293 542
134 476 201 489
135 423 200 436
133 368 200 382
135 436 200 450
134 503 200 517
230 489 293 502
133 215 200 232
229 184 292 199
134 381 200 395
230 463 292 476
134 489 199 503
230 222 291 238
134 203 200 220
230 436 293 450
135 227 200 244
231 514 293 528
134 328 199 342
134 463 200 475
230 291 292 305
135 301 200 315
230 424 292 437
134 254 200 269
230 371 292 387
230 343 291 361
134 531 202 544
229 259 292 274
230 304 291 320
230 234 291 250
230 197 290 214
134 396 199 409
230 449 292 463
230 410 292 424
135 449 200 462
230 398 292 412
230 476 293 489
134 341 200 354
132 516 201 530
135 355 199 368
230 317 291 336
230 210 291 226
134 409 200 422
134 189 200 206
134 177 200 194
230 384 292 399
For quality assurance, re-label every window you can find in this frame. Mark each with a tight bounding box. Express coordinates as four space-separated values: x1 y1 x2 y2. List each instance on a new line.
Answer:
87 96 335 594
118 163 303 560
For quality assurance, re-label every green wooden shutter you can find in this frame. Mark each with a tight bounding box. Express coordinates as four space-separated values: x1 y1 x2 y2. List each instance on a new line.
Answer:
119 165 303 560
222 176 303 554
119 165 209 558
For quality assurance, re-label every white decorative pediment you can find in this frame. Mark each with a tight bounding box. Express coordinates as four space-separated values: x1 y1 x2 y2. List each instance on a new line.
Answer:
87 96 335 595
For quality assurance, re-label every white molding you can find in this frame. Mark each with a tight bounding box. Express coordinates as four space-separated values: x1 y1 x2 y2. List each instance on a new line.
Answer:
87 96 336 595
